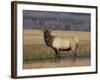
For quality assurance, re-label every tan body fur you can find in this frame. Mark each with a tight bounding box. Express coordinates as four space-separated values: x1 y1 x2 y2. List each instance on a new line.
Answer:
43 28 79 61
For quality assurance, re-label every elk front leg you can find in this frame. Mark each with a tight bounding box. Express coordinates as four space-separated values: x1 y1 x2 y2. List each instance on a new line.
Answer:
53 48 60 62
53 48 58 62
57 50 60 61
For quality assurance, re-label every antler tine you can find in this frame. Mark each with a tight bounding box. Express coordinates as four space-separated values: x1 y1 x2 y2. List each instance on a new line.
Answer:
45 24 49 30
52 24 55 29
56 16 60 25
44 23 51 32
52 16 60 30
37 16 45 32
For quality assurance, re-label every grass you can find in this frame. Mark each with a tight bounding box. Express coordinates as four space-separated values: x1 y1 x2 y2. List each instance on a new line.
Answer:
23 59 90 69
23 29 91 69
23 44 90 61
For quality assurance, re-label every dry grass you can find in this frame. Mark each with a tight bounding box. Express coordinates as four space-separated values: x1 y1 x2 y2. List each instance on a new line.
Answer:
24 29 90 45
23 29 91 69
23 58 90 69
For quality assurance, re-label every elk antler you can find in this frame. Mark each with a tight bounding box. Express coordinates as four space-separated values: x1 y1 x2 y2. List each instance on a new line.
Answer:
37 16 46 32
52 16 60 29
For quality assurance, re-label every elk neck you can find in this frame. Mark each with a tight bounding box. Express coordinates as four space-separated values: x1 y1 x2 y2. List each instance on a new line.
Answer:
44 32 54 47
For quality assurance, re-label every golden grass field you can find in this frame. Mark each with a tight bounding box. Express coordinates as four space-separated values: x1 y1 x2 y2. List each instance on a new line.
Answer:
23 29 91 69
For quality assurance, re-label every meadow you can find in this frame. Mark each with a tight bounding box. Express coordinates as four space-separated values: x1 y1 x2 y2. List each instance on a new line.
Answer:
23 29 91 69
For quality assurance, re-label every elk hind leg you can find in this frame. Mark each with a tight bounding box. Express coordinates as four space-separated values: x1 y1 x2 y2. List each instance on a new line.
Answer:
72 50 77 61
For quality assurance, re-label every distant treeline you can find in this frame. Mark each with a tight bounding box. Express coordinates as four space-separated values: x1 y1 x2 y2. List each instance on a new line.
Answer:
23 10 91 32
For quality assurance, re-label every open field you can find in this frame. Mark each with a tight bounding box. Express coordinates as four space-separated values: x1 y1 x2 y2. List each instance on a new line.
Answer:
23 29 91 69
23 58 90 69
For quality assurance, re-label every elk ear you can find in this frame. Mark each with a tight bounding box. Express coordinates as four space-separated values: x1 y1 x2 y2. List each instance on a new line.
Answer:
40 25 45 32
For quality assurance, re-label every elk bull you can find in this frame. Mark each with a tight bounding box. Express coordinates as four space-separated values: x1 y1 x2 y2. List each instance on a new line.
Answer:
42 28 79 62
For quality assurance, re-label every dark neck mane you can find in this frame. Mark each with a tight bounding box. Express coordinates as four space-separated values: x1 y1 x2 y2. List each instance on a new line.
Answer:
44 33 54 47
